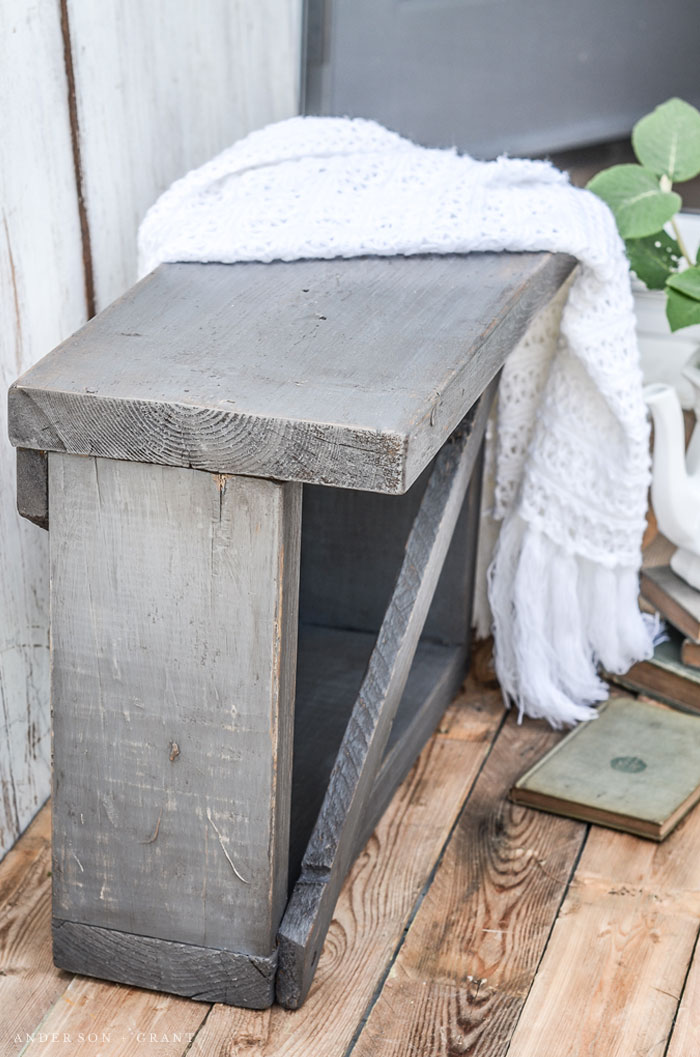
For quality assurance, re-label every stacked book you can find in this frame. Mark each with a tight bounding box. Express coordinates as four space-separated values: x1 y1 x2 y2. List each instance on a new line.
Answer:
509 561 700 842
610 564 700 713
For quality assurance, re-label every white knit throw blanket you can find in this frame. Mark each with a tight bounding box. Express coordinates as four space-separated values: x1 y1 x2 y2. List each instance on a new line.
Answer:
138 116 653 727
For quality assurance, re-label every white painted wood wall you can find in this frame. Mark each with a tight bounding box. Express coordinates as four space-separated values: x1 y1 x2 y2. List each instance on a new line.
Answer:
0 0 302 859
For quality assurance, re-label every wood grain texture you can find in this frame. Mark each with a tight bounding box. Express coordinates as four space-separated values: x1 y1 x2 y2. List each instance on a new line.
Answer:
351 715 586 1057
18 974 208 1057
505 788 700 1056
277 389 493 1007
357 641 467 857
0 1 87 860
184 683 505 1056
52 919 277 1008
3 682 502 1057
666 933 700 1057
5 688 700 1055
352 449 485 857
0 806 72 1057
50 456 301 968
9 253 575 493
65 0 302 310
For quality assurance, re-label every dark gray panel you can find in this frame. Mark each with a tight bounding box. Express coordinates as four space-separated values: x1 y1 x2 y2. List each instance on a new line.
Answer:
299 456 479 645
53 919 277 1009
289 625 466 887
16 447 48 530
307 0 700 157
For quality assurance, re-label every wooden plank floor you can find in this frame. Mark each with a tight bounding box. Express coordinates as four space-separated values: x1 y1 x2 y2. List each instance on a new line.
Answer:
2 659 700 1056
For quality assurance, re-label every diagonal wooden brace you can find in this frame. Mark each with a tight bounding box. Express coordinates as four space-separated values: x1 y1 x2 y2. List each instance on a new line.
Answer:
276 375 498 1008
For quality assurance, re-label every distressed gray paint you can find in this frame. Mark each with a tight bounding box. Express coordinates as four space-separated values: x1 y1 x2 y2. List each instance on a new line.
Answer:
50 455 301 959
356 439 485 854
16 448 48 531
9 254 575 494
52 917 277 1008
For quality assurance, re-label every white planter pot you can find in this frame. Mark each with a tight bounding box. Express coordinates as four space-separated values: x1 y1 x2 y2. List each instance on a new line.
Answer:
634 212 700 410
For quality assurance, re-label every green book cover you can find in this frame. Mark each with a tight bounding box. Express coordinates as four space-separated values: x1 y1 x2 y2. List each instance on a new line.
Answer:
511 696 700 840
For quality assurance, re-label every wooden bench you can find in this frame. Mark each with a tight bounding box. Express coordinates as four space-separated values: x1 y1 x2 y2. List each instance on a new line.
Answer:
8 251 574 1009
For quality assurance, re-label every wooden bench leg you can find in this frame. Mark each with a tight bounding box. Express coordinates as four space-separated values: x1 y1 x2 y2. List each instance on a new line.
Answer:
48 455 301 1008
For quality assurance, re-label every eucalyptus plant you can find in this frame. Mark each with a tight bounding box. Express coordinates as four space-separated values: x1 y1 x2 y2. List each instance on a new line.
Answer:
587 98 700 331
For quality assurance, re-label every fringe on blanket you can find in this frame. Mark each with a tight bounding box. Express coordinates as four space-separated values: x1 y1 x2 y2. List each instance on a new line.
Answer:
487 514 654 728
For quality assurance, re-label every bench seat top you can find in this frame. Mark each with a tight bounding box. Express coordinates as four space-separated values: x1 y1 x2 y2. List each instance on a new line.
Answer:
9 252 574 493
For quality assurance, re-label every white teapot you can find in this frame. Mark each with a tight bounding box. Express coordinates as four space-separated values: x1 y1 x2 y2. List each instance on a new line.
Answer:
645 353 700 590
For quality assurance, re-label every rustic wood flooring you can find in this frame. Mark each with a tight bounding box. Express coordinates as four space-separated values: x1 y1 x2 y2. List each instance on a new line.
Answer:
2 651 699 1056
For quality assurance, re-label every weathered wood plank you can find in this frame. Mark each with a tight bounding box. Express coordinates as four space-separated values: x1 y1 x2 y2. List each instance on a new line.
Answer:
357 640 467 857
2 682 502 1057
6 689 700 1056
666 931 700 1057
16 448 48 530
277 386 494 1007
52 919 277 1008
18 975 208 1057
0 806 72 1057
9 253 575 493
49 455 301 1003
504 789 700 1056
183 682 505 1056
350 714 586 1057
0 0 87 860
65 0 303 310
354 452 485 857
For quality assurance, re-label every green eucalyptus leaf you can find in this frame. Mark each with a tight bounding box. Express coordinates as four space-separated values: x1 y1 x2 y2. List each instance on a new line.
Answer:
625 231 681 289
666 287 700 331
632 98 700 182
586 165 680 238
666 264 700 300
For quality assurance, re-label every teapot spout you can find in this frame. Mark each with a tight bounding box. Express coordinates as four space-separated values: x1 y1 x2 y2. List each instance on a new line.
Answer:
644 383 700 552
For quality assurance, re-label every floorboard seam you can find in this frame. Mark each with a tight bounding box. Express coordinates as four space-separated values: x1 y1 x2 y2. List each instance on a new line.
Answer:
180 1002 215 1057
500 821 591 1057
340 701 509 1057
16 994 63 1057
662 915 700 1057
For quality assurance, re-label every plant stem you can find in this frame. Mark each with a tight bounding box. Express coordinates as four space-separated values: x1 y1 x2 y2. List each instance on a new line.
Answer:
670 215 694 267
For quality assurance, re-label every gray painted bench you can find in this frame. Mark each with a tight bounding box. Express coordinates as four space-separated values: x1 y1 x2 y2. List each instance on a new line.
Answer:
8 251 574 1009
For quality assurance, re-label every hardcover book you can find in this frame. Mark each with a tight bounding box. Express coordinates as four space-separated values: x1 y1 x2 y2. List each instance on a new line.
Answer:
608 628 700 714
681 638 700 670
510 696 700 840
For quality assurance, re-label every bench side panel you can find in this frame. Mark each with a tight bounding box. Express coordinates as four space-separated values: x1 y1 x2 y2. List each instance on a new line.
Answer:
50 454 301 961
